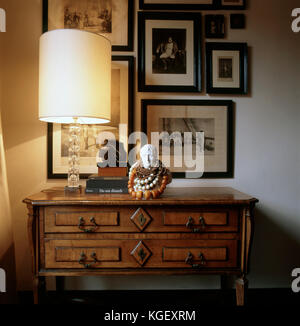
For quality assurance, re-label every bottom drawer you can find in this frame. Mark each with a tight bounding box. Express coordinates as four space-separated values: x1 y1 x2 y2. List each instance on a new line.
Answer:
45 239 238 269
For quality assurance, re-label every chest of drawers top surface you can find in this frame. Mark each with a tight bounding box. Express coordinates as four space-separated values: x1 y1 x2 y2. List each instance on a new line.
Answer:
23 187 258 207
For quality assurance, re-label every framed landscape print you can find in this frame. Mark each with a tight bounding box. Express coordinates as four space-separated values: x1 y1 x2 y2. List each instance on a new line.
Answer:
139 0 216 10
43 0 134 51
141 99 233 179
48 56 134 179
206 42 248 94
138 12 202 93
219 0 246 10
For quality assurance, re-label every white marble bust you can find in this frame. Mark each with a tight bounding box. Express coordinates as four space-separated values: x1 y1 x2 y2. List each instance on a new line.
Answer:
140 144 159 169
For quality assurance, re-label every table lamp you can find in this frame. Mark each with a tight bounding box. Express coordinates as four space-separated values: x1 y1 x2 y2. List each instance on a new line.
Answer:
39 29 111 191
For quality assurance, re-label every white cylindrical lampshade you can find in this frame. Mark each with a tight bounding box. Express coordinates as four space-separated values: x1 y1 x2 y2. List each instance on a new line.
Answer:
39 29 111 124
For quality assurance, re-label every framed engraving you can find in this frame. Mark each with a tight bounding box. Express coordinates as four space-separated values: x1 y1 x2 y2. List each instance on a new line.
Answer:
47 56 134 179
141 99 233 179
138 12 202 93
43 0 134 51
206 42 248 94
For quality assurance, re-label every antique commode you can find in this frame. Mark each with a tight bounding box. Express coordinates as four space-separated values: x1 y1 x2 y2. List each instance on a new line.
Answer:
23 186 258 305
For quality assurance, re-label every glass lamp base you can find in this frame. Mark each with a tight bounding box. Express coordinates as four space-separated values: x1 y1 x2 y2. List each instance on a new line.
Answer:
67 122 81 189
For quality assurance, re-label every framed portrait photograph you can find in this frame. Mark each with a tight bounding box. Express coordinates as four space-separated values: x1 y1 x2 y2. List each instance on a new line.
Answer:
206 42 248 94
47 56 134 179
138 12 202 93
43 0 134 51
219 0 246 10
141 99 233 179
205 15 225 39
139 0 217 10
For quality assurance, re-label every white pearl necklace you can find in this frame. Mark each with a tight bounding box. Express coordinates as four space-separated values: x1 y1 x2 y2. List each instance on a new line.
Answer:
133 173 159 192
129 168 159 193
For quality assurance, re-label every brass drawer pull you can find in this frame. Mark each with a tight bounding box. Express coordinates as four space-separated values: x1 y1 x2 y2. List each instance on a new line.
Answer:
198 252 205 265
78 217 98 233
186 217 194 229
186 216 206 233
199 216 206 230
78 251 98 269
185 251 193 265
185 251 206 268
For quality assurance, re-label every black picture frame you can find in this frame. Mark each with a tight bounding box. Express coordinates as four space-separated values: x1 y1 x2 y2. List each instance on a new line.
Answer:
218 0 246 10
47 56 135 179
206 42 248 94
205 15 225 39
138 12 202 93
230 14 246 29
43 0 134 52
139 0 217 10
141 99 234 179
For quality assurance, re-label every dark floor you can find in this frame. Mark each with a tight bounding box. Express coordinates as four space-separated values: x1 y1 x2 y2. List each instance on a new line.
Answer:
18 289 300 307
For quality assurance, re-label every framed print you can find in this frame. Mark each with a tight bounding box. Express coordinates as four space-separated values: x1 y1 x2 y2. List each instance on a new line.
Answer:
43 0 134 51
139 0 217 10
219 0 246 10
141 99 233 179
206 42 248 94
230 14 246 29
138 12 202 93
48 56 134 179
205 15 225 39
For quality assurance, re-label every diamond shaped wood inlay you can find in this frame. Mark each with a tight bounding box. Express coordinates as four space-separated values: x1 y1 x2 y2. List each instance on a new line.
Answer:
130 208 152 232
131 241 152 266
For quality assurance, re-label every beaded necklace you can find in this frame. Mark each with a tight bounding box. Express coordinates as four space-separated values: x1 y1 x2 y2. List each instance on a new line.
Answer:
128 161 170 200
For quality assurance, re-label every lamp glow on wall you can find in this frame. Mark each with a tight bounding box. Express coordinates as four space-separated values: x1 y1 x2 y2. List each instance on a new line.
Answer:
39 29 111 190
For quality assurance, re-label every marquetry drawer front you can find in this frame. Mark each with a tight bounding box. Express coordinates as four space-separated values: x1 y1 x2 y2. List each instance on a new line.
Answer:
162 209 239 233
44 206 239 233
160 240 238 269
44 207 121 233
44 239 238 269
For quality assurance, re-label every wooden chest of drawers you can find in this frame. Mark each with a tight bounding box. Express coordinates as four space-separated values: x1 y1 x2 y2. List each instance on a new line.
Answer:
23 187 258 305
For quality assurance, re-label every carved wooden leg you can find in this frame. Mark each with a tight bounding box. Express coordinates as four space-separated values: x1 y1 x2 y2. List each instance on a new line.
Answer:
33 277 39 304
33 276 46 304
27 204 40 304
235 277 248 306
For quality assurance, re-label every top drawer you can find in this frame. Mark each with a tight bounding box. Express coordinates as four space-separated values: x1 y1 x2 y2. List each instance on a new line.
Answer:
43 206 239 233
44 207 120 233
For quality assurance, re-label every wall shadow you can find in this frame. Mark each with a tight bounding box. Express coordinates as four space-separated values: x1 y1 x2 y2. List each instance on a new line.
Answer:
249 206 300 288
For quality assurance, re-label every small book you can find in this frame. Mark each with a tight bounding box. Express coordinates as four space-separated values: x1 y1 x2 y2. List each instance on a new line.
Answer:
85 187 128 194
86 175 129 190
